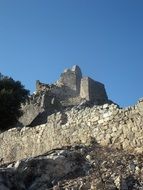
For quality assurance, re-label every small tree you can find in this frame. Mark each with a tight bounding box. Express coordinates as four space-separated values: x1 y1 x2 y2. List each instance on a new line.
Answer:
0 76 29 131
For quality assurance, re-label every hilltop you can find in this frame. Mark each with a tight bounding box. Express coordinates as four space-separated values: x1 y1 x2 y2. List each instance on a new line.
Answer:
0 66 142 190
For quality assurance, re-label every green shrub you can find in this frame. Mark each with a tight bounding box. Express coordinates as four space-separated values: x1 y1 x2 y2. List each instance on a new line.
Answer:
0 76 29 131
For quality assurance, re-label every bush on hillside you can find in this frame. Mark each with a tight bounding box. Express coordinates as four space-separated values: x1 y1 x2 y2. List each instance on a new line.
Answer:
0 76 29 131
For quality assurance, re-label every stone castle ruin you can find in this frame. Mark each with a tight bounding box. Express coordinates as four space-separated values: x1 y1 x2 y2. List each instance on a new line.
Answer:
19 65 109 126
36 65 108 105
0 65 143 190
5 65 141 162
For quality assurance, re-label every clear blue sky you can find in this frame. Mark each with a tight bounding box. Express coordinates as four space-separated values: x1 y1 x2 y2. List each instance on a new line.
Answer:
0 0 143 107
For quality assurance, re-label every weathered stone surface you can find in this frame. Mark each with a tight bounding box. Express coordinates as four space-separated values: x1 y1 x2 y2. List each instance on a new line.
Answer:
58 65 82 94
1 145 142 190
18 91 61 126
55 66 108 105
0 99 143 164
19 65 109 127
0 148 90 190
80 77 108 104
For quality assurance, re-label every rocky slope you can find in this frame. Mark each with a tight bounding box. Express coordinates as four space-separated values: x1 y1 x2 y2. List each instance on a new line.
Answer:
0 144 142 190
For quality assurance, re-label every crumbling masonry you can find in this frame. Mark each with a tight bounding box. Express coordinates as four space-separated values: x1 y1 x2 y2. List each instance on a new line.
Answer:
19 65 109 126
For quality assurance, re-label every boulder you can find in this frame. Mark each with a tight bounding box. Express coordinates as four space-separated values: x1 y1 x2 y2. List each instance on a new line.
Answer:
0 149 89 190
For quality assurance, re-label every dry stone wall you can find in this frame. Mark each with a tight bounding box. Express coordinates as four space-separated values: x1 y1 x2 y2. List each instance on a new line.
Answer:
0 100 143 163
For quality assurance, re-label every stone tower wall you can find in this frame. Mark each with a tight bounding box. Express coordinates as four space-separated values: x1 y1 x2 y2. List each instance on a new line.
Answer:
80 77 108 103
35 66 108 106
80 77 90 100
57 65 82 94
88 78 108 103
